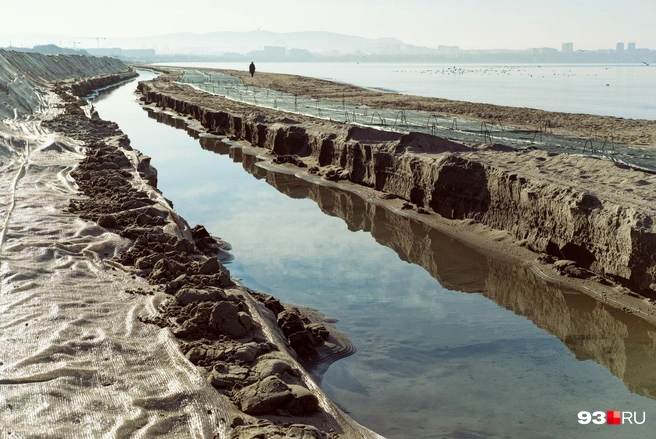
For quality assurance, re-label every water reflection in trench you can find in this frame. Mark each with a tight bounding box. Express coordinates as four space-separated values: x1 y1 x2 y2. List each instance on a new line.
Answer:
93 75 656 439
144 108 656 438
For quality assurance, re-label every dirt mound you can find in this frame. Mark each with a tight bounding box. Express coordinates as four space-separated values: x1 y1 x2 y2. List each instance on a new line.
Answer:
0 49 131 119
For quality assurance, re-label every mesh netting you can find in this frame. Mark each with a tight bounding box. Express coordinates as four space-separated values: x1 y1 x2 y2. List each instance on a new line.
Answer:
179 70 656 173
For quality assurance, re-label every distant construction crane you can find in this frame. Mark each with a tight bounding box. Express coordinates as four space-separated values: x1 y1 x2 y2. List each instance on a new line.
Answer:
65 41 82 50
77 37 106 50
93 37 106 49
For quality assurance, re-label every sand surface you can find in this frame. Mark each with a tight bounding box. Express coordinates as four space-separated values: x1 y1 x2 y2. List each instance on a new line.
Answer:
146 70 656 214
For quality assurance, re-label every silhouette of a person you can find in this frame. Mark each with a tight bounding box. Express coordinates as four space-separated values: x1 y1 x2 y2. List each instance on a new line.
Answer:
249 62 255 77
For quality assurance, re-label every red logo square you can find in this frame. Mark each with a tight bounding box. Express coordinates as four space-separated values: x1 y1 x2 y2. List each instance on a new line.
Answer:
607 411 621 425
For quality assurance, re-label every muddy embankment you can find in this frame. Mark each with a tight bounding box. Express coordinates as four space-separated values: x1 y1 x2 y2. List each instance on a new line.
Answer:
138 76 656 297
70 71 138 97
1 50 378 437
41 68 377 437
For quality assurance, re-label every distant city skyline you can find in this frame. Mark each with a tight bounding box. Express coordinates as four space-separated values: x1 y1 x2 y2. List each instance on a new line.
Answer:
3 0 656 51
1 31 653 56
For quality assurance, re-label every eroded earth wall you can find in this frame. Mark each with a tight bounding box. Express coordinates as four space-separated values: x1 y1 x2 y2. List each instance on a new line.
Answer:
139 78 656 295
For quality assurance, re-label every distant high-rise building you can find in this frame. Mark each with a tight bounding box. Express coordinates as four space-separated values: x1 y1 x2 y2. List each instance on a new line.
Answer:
562 42 573 53
616 42 624 53
628 42 636 51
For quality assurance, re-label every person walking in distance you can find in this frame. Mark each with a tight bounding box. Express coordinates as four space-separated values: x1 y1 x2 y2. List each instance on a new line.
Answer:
249 62 255 78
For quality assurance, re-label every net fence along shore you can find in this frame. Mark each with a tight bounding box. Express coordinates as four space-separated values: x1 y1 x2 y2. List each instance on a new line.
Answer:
178 70 656 173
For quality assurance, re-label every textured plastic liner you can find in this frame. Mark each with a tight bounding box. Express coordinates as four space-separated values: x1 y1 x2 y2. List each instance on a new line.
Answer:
179 69 656 173
0 117 240 438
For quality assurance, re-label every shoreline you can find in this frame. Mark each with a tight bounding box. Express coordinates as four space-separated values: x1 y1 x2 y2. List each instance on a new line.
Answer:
137 68 656 324
209 67 656 147
4 50 655 435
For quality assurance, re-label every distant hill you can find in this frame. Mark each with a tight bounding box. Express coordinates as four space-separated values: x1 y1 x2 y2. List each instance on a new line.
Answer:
107 30 436 56
0 30 435 57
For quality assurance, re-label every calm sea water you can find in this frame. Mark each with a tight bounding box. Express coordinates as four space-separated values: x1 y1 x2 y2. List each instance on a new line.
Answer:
91 71 656 438
159 62 656 120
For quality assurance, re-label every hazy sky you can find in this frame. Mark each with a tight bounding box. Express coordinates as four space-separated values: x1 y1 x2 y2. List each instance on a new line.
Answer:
4 0 655 50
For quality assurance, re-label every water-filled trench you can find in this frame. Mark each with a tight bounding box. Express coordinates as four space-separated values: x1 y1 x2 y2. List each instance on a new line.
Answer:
92 70 656 438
